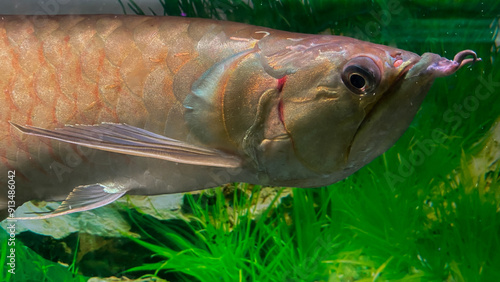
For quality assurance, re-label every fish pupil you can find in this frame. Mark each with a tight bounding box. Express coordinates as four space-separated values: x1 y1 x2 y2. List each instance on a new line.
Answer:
350 74 366 89
341 57 381 95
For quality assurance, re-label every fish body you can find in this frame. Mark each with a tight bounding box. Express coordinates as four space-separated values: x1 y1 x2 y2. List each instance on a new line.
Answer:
0 15 477 218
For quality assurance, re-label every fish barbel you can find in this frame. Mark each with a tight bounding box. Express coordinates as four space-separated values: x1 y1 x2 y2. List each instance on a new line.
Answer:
0 15 478 219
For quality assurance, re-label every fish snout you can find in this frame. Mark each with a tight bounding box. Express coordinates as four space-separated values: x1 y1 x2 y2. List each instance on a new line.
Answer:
408 50 480 79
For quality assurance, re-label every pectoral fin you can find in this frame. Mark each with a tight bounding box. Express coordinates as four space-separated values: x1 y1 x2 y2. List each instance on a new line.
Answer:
14 183 129 220
10 122 241 168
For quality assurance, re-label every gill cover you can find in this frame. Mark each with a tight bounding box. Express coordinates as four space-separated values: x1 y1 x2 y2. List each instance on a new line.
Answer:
183 46 286 169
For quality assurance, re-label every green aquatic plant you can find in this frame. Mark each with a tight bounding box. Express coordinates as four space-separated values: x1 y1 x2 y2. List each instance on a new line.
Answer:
123 186 347 281
121 156 500 281
0 230 88 281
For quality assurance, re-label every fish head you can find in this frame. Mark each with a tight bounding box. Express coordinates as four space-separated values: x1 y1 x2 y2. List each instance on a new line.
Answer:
255 36 478 186
342 50 479 176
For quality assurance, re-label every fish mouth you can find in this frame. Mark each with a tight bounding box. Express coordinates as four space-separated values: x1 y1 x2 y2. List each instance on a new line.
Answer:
405 50 480 79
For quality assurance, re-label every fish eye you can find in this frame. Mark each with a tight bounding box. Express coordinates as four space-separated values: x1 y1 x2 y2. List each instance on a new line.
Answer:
342 57 381 95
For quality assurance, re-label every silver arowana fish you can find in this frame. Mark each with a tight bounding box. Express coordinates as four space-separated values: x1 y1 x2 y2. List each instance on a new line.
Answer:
0 15 478 219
